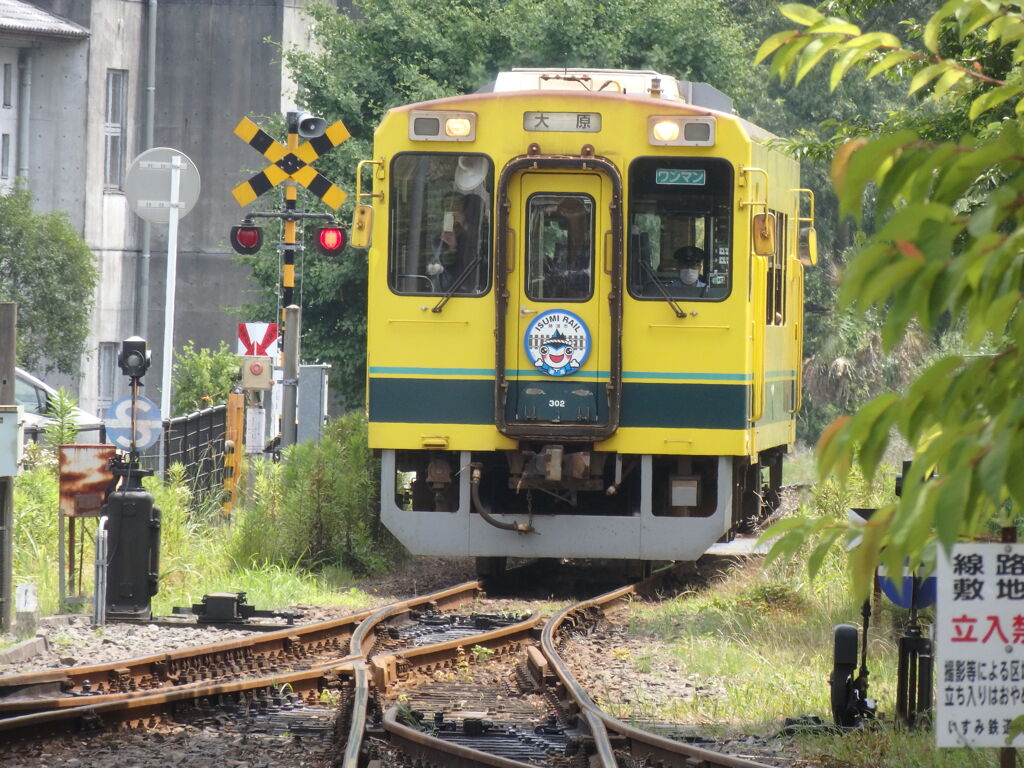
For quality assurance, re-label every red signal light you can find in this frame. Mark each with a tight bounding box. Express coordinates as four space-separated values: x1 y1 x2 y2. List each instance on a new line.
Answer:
315 226 346 256
230 224 263 255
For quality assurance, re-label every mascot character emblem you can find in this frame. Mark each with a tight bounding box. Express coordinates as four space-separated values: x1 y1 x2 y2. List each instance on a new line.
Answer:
523 310 591 377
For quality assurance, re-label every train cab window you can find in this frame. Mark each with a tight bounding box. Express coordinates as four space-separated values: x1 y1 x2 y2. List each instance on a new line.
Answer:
389 153 494 296
627 157 733 301
525 193 594 301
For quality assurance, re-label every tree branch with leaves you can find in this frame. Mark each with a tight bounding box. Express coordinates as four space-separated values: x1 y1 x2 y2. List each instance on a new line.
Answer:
758 0 1024 596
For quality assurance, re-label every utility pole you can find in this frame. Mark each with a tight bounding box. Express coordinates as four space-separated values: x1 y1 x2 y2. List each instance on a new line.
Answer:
281 112 300 338
278 114 300 447
0 303 16 632
281 304 300 448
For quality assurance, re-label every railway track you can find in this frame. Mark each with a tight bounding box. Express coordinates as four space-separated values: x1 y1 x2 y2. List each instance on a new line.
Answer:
0 569 782 768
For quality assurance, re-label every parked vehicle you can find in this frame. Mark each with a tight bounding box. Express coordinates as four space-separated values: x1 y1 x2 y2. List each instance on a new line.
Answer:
14 367 104 441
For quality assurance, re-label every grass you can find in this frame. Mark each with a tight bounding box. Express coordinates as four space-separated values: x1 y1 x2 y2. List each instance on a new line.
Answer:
7 458 384 627
794 723 1019 767
625 557 901 731
613 463 1015 767
8 444 1015 766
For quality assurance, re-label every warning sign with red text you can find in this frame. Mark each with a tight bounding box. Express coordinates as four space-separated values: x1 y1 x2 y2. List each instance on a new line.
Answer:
937 542 1024 747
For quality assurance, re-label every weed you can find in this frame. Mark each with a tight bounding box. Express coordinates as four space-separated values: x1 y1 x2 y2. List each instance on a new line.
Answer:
455 645 471 680
470 644 495 663
397 699 421 728
319 688 339 706
634 653 653 674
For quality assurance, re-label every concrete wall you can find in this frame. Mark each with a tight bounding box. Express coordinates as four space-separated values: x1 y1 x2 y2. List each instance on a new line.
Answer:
138 0 289 411
26 37 90 229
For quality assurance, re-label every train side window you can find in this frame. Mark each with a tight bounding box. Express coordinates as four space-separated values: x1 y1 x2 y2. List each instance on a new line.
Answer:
626 157 733 302
525 193 594 301
388 153 494 297
765 209 788 325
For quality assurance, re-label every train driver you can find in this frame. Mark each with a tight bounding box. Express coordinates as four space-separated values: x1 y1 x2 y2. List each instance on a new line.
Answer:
673 245 707 290
428 193 482 291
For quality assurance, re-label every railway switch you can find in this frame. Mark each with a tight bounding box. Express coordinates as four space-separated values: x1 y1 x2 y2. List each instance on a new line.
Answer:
172 591 300 625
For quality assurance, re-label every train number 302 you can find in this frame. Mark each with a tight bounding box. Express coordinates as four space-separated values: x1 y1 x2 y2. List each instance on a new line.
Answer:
548 399 565 408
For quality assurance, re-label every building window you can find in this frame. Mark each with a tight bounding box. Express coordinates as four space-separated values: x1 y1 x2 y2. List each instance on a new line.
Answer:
98 341 118 409
3 63 12 108
104 69 128 189
1 134 10 179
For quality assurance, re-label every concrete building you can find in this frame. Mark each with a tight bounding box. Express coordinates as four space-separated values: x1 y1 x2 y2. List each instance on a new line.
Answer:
4 0 330 417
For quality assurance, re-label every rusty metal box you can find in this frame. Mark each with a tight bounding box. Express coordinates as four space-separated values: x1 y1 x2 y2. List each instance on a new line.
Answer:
59 444 117 517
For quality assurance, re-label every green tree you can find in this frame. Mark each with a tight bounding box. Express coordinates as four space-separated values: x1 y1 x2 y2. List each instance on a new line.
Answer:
758 1 1024 595
172 340 239 416
736 1 942 442
0 188 97 374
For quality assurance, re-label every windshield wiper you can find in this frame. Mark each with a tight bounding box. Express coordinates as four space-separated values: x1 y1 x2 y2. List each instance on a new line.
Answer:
432 256 484 313
638 258 687 318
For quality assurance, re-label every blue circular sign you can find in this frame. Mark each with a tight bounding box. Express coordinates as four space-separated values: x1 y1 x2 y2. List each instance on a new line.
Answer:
877 567 937 610
106 395 163 451
523 309 591 377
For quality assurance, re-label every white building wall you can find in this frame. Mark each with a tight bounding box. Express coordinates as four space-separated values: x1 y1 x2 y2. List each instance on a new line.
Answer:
27 38 90 230
77 0 144 417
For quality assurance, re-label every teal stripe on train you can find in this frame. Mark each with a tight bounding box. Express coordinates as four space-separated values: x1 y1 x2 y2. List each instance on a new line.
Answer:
368 377 752 429
369 366 756 382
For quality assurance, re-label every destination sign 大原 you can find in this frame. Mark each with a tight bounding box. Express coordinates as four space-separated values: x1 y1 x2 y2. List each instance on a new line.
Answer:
523 112 601 132
656 169 706 186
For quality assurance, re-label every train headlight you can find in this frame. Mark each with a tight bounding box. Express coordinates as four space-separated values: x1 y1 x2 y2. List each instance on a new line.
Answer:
652 120 680 142
445 117 473 137
648 116 716 146
409 110 476 141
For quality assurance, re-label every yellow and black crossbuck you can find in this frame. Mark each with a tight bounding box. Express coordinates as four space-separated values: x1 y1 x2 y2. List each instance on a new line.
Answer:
231 116 350 209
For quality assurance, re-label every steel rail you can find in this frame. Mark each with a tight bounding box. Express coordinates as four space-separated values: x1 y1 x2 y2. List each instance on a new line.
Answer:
0 657 357 741
0 581 488 740
2 571 783 767
342 583 541 768
382 705 538 768
540 575 777 768
540 584 634 768
0 580 489 716
0 608 374 713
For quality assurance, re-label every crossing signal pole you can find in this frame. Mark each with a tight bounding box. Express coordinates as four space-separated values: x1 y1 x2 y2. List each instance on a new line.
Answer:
229 111 349 448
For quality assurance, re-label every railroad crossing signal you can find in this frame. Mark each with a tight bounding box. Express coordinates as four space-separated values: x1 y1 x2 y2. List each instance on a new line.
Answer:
231 116 350 209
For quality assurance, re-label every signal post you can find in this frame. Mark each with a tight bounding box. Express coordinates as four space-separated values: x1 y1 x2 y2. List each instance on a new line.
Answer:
229 111 349 448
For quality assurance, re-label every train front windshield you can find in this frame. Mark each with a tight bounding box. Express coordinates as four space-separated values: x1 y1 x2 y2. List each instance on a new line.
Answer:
627 157 733 301
388 153 495 297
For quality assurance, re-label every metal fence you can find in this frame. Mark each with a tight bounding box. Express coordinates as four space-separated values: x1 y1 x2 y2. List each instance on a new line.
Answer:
140 404 228 503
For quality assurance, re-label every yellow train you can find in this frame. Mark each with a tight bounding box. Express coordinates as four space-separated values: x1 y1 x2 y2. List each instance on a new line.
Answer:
352 68 815 573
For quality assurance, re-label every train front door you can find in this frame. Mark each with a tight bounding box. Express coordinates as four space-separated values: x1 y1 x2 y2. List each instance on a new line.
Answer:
498 168 620 438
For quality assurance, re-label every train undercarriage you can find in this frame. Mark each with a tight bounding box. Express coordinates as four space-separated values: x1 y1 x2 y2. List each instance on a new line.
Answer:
380 445 784 572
